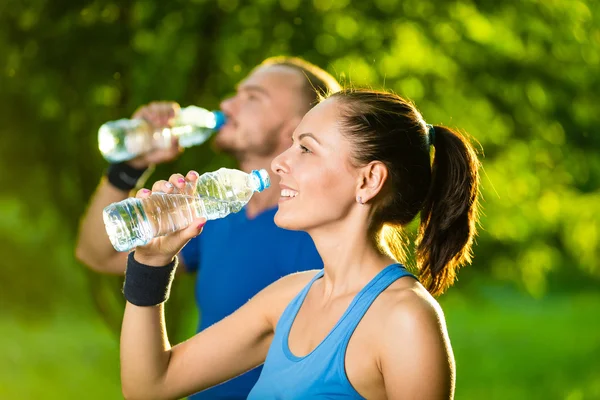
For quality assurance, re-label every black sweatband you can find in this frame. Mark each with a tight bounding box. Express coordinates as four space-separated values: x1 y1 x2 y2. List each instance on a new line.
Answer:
123 252 178 306
106 162 149 191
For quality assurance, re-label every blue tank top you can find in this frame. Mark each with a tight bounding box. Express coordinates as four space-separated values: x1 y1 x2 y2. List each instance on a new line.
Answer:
247 264 416 399
180 206 323 400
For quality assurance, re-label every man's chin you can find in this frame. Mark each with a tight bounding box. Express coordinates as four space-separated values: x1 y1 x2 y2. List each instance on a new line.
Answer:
213 138 236 154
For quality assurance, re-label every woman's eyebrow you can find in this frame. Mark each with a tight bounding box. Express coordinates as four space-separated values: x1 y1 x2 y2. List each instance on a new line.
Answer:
298 132 321 144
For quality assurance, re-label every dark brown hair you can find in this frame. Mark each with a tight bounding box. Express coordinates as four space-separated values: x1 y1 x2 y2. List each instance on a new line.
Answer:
261 56 341 113
331 89 481 296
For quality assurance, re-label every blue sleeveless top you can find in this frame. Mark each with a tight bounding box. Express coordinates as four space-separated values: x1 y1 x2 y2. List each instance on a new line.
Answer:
247 264 416 399
181 206 322 400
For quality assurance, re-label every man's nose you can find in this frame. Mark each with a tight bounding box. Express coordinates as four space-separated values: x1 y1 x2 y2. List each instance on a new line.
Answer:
220 96 236 115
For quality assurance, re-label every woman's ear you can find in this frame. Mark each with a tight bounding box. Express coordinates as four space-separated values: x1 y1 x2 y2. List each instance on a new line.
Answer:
355 161 388 204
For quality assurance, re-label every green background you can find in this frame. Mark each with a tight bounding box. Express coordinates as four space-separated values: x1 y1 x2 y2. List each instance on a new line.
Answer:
1 0 598 399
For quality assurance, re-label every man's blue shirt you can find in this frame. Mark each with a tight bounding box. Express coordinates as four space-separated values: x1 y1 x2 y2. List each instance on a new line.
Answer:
180 206 322 400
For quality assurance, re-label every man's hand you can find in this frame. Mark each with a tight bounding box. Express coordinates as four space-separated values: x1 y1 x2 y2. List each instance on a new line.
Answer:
127 101 184 169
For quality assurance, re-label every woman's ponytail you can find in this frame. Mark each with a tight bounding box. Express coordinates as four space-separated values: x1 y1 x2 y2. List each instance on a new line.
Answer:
416 126 481 296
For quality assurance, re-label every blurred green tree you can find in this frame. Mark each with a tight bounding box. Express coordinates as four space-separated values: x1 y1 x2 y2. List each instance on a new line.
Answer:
1 0 599 399
0 0 598 356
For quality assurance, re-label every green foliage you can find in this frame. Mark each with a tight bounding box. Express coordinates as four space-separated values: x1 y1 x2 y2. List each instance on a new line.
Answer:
0 0 598 397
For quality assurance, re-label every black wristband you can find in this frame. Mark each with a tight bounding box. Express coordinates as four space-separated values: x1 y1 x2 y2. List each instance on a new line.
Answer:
123 252 178 307
106 162 149 191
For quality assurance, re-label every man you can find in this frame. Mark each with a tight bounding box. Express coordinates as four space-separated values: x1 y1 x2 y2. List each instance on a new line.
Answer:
76 56 341 399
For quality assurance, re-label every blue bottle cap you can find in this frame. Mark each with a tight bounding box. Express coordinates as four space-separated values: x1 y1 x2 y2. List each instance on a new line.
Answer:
252 169 271 192
213 111 226 130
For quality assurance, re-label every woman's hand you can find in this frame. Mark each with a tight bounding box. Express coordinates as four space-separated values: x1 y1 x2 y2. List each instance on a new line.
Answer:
133 170 206 266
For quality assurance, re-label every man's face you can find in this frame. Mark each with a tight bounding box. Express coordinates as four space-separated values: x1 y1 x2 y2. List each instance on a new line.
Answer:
215 65 305 159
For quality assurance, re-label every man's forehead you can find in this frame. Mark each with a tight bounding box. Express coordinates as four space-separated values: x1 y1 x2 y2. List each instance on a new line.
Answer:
239 65 304 92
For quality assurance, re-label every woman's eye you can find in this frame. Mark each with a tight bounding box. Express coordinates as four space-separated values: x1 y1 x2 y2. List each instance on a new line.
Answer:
300 145 311 154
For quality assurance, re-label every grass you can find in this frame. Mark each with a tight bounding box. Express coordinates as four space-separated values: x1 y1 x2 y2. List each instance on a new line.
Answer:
440 286 600 400
1 283 599 399
0 312 122 399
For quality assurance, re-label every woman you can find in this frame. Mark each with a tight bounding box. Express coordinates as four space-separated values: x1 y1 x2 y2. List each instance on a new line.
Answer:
120 89 481 399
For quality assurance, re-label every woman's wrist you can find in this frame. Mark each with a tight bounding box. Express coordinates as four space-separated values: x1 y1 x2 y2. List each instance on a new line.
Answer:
124 252 178 307
133 251 176 268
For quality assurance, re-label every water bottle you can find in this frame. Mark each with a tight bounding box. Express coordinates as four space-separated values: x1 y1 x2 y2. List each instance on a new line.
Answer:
98 106 226 162
103 168 271 251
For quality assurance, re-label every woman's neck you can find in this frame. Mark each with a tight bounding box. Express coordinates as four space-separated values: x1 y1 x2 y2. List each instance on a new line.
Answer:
309 218 397 299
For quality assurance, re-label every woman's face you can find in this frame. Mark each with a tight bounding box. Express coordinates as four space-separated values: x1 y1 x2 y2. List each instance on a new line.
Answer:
271 98 360 232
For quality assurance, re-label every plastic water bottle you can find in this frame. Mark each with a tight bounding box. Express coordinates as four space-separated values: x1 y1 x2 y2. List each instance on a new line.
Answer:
103 168 271 251
98 106 226 162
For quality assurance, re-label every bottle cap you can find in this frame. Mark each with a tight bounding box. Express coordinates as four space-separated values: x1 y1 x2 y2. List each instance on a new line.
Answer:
252 169 271 192
213 111 226 130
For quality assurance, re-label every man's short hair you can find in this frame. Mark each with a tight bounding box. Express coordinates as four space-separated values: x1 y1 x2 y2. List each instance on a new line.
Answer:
260 56 341 114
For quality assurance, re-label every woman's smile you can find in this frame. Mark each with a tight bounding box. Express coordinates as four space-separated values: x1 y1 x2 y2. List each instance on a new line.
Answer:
278 184 299 203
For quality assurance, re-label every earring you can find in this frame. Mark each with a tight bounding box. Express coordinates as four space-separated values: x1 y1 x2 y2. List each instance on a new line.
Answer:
356 196 363 205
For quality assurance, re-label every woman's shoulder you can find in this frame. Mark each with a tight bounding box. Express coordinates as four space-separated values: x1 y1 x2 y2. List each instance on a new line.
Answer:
257 269 322 326
272 269 322 303
369 277 447 341
375 280 451 362
366 279 455 392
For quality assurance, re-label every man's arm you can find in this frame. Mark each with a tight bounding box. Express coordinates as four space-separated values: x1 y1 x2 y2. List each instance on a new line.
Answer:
75 177 136 274
75 101 184 275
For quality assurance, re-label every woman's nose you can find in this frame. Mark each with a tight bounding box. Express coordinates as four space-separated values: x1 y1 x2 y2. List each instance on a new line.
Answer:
271 149 289 176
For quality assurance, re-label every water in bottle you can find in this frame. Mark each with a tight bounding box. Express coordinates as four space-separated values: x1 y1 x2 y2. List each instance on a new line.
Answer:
103 168 271 251
98 106 226 163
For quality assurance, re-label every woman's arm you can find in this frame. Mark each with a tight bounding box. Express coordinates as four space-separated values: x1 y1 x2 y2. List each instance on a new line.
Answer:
121 261 316 400
119 170 316 399
121 269 277 400
118 171 274 400
380 293 455 400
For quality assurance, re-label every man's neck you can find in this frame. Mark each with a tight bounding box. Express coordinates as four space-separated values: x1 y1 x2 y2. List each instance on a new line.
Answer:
238 158 280 219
